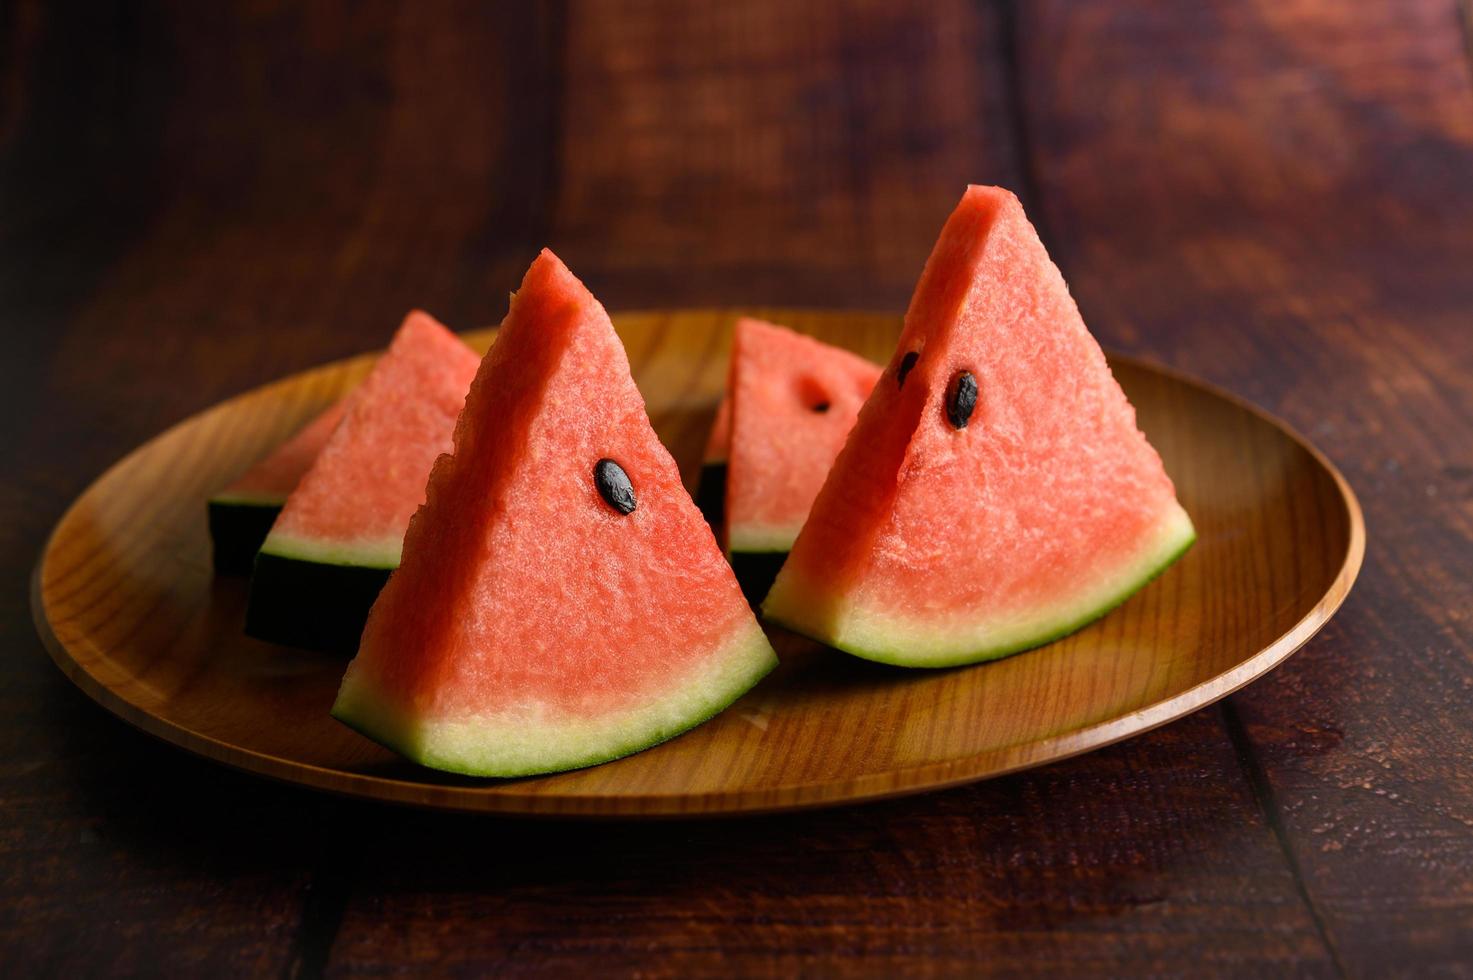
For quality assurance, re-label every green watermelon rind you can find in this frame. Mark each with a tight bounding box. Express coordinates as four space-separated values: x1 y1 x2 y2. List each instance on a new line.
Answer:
330 624 778 778
209 489 291 508
207 497 286 575
694 461 728 533
698 464 803 556
726 523 802 556
764 506 1196 669
245 545 397 654
257 531 403 570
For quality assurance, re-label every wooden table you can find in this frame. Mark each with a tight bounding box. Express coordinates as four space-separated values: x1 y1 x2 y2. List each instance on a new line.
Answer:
3 2 1470 975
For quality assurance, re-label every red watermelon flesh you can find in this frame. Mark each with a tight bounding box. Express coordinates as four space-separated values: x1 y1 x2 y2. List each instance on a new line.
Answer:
724 318 882 553
214 401 346 506
763 186 1195 667
333 250 776 777
261 311 481 569
209 400 347 573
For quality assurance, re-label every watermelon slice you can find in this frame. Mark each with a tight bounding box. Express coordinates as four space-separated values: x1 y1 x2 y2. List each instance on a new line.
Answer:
332 250 777 777
724 318 882 554
208 400 345 574
763 186 1195 667
691 321 881 574
245 312 481 653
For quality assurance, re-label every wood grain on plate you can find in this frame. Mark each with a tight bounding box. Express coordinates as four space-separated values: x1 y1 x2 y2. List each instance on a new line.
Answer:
32 310 1363 817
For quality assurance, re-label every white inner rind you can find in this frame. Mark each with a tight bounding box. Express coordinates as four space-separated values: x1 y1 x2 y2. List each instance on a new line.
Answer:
209 491 288 507
331 621 778 777
764 504 1196 668
260 531 402 570
727 521 803 555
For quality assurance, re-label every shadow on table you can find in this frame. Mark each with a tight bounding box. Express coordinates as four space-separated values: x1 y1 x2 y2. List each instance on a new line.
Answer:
38 636 1349 969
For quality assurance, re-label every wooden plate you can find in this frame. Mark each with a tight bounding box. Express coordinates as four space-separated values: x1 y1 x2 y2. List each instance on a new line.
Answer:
31 310 1364 817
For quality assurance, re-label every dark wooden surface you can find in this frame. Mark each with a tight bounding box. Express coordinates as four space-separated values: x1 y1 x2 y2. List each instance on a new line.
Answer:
1 1 1469 975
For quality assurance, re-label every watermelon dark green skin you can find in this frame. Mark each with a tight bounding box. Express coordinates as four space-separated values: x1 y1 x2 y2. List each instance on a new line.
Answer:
697 323 883 605
694 461 726 534
723 319 882 557
244 550 392 654
729 552 788 606
696 440 789 605
694 395 730 535
332 627 776 778
697 461 789 604
207 497 285 575
244 311 481 654
767 524 1196 668
697 400 786 600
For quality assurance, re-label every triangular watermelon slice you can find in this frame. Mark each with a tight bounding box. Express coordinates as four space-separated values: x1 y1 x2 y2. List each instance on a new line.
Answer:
724 318 882 554
695 326 883 547
332 250 777 777
208 400 346 574
245 312 481 653
763 186 1195 667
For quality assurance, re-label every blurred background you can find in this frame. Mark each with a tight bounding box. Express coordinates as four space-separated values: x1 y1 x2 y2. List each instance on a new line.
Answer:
6 1 1470 453
3 2 1471 975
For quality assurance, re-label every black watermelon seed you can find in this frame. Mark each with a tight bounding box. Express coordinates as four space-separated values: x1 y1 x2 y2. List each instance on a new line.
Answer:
811 401 831 414
896 351 919 388
594 458 636 514
946 371 978 429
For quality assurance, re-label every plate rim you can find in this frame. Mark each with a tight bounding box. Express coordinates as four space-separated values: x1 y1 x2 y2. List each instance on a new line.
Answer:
29 311 1366 818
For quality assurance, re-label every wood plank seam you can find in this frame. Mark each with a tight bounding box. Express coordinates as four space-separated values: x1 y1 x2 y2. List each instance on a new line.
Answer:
287 840 356 980
1459 0 1473 84
1220 700 1348 977
998 4 1348 963
996 4 1416 970
993 0 1048 223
